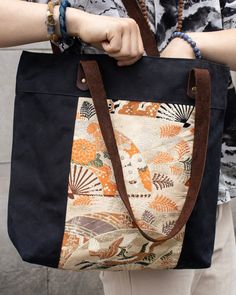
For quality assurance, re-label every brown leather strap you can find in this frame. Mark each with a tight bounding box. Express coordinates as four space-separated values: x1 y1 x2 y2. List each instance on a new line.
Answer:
122 0 159 57
80 59 211 243
50 41 61 54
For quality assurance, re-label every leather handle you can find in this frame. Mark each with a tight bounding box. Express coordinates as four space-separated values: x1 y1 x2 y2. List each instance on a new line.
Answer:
121 0 160 57
50 42 61 54
80 59 211 243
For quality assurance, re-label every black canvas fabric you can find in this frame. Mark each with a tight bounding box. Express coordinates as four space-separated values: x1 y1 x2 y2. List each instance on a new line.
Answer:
7 51 230 269
8 91 78 267
17 51 227 109
176 109 225 268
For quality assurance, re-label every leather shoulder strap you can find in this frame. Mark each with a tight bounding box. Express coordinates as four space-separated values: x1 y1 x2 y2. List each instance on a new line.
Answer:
80 59 211 244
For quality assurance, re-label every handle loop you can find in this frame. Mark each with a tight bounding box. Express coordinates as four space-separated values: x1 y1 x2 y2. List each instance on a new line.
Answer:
80 59 211 243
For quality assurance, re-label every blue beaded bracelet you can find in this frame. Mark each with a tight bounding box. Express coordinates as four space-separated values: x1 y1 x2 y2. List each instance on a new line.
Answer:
59 0 74 47
170 31 202 59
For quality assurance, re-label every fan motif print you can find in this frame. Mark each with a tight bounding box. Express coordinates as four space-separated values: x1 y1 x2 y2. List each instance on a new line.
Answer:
58 97 195 271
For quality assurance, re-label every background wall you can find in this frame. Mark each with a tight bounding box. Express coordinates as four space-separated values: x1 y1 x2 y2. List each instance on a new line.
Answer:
0 43 235 295
232 74 236 87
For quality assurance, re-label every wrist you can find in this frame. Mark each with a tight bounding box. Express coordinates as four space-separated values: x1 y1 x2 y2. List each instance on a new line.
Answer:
170 32 202 59
65 7 86 39
55 1 83 46
187 32 205 58
169 37 196 58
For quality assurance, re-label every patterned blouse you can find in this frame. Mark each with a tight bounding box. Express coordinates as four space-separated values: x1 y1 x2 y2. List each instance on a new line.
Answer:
28 0 236 204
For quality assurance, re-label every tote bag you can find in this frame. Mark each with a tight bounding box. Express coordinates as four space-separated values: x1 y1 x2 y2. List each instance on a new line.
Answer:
7 0 230 271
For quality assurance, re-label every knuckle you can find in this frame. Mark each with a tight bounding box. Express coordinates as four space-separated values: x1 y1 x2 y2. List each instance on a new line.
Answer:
121 18 136 29
139 44 145 54
115 23 123 34
140 48 145 55
127 18 136 26
120 21 129 30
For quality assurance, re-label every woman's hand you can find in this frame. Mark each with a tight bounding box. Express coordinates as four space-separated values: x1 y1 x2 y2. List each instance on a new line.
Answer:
160 37 195 59
69 9 145 66
0 1 144 66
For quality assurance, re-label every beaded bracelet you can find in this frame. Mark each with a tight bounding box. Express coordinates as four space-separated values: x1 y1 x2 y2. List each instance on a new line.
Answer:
59 0 75 47
46 0 60 42
169 31 202 59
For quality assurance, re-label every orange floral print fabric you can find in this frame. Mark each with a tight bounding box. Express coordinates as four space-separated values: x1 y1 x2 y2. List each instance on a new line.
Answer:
58 97 195 271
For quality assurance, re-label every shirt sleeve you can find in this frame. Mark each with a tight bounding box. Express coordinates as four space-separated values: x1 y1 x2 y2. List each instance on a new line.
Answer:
221 0 236 29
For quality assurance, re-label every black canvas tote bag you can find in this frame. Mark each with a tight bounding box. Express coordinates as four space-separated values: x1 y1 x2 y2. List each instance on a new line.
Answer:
7 1 230 271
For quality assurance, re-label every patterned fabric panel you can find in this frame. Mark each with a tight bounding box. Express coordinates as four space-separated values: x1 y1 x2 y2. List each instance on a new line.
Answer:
58 98 195 271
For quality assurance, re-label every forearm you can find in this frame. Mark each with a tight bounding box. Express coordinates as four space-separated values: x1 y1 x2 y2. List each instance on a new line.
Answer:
0 1 144 65
189 29 236 70
0 0 80 47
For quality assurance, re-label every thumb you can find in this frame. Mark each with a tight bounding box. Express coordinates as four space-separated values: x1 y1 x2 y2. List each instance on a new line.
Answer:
101 40 112 52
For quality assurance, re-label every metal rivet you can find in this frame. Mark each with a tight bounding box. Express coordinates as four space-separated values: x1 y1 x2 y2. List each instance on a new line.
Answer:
81 78 86 84
191 86 197 93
